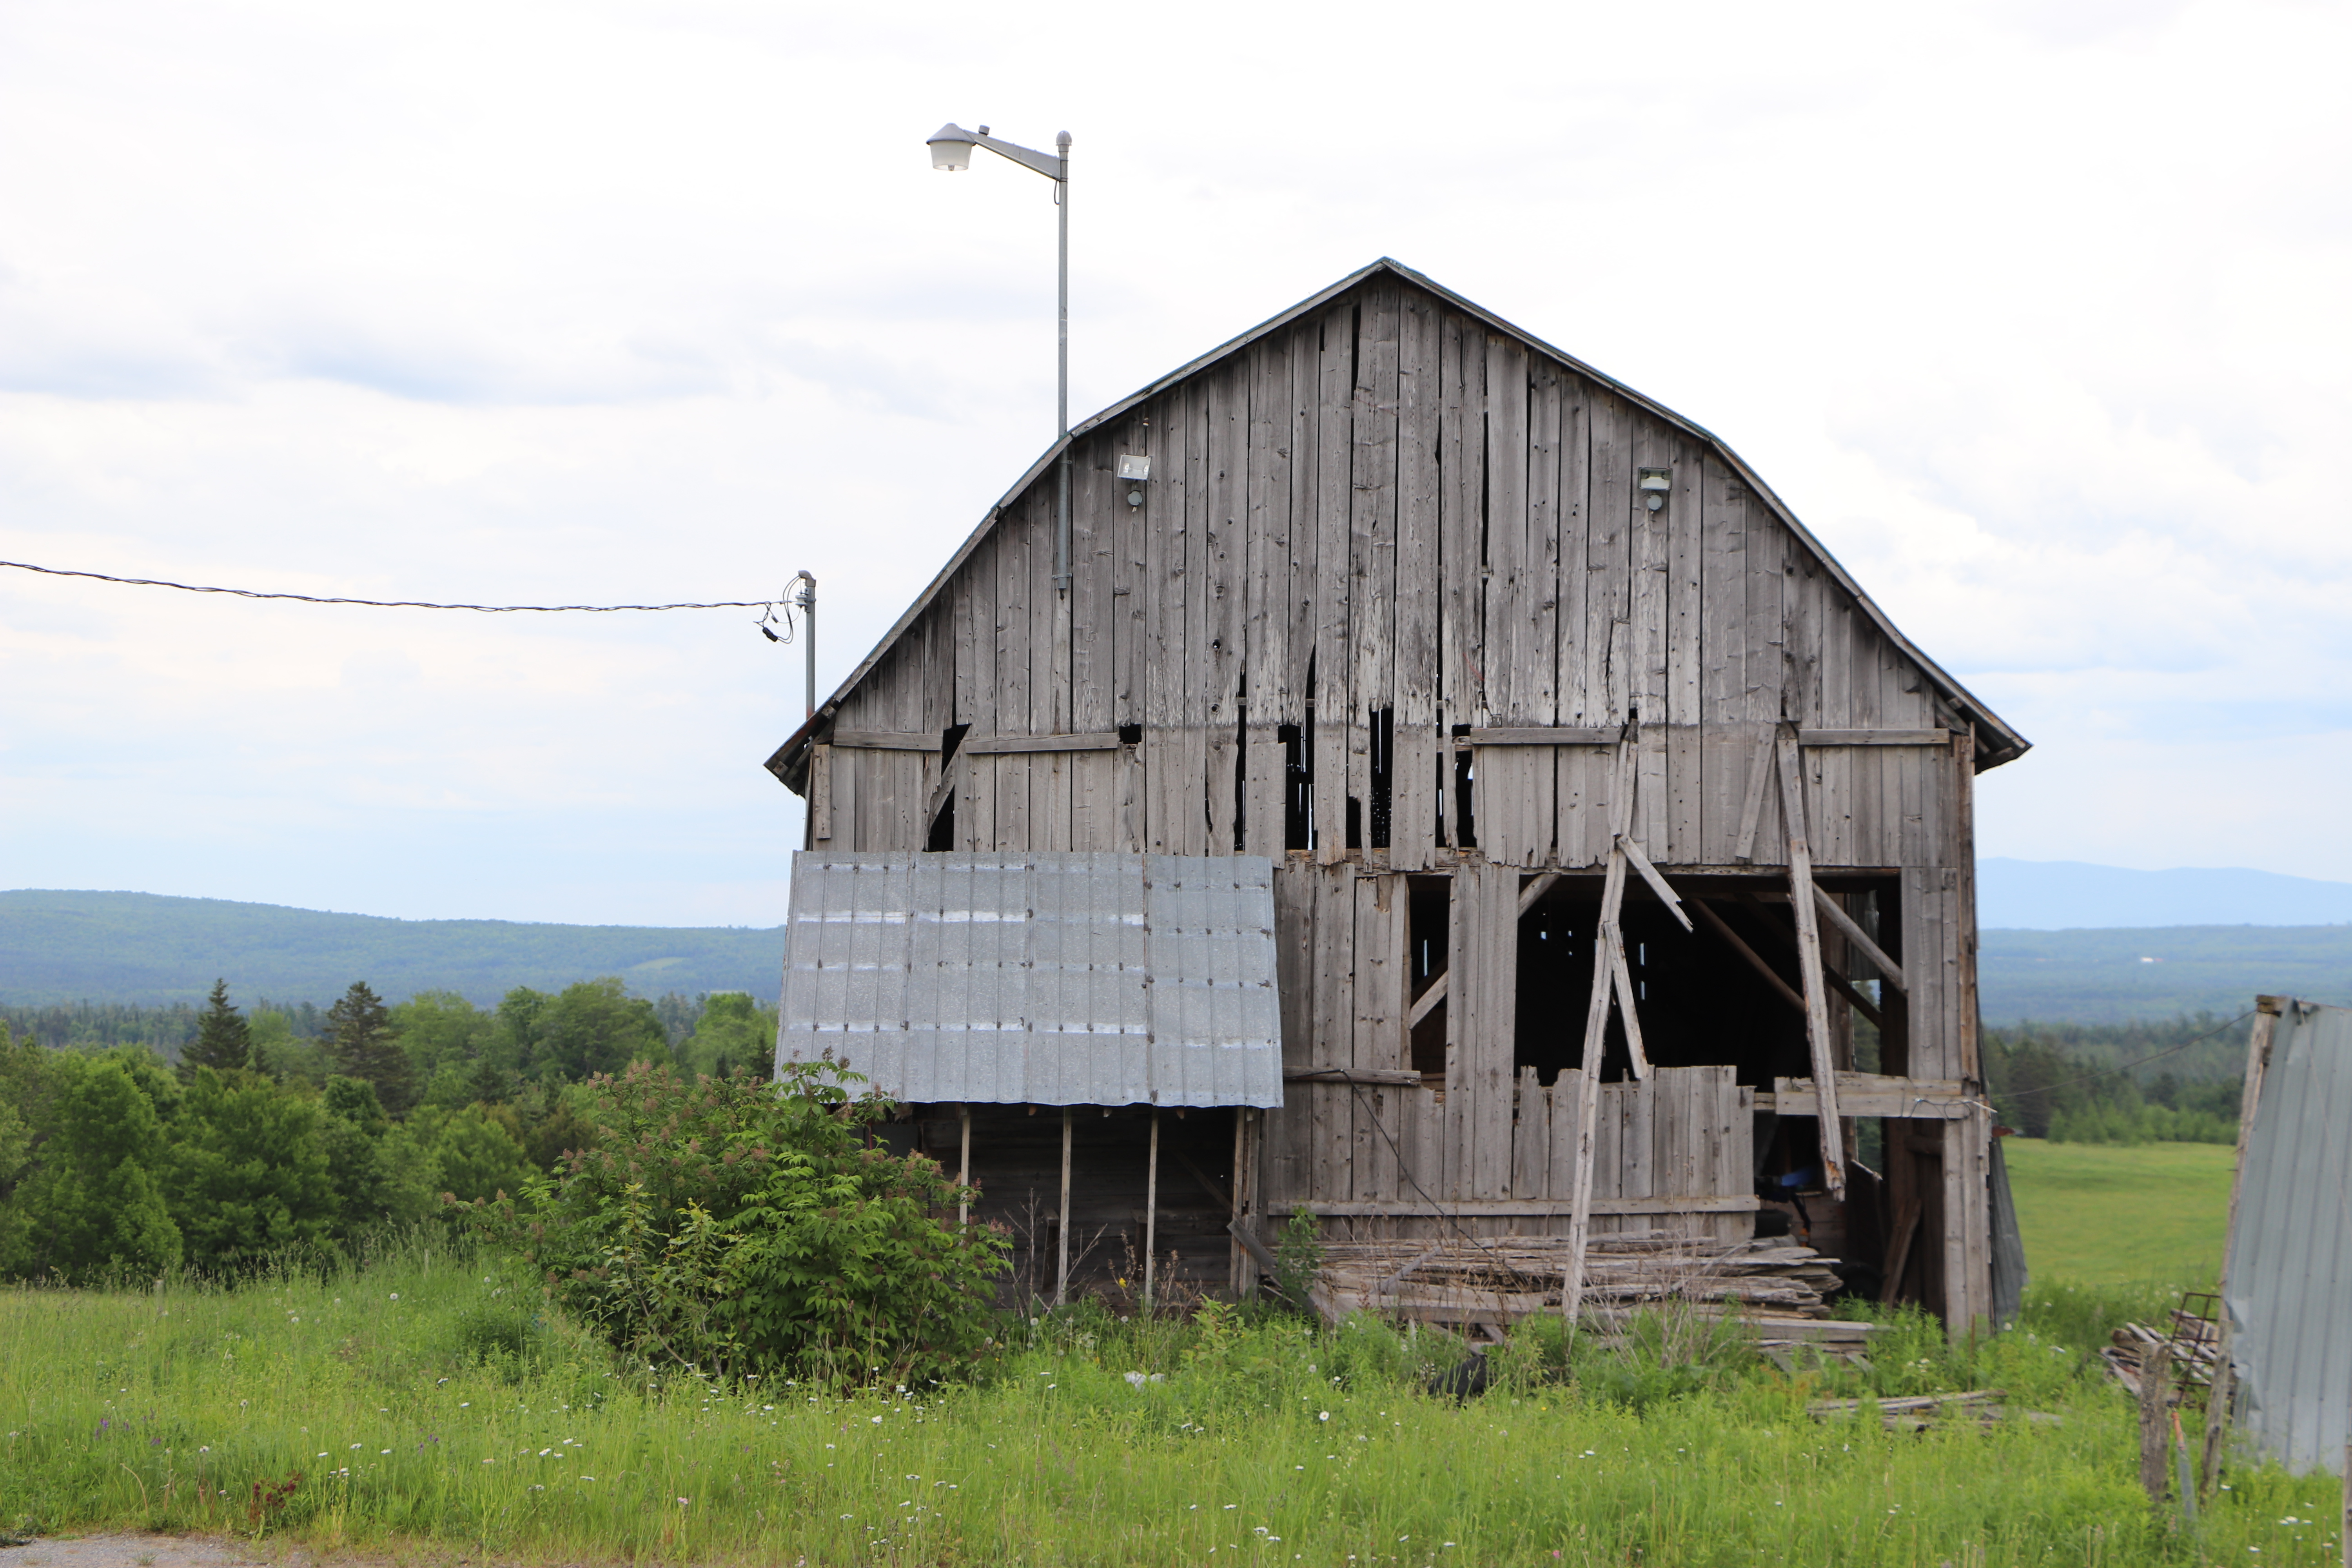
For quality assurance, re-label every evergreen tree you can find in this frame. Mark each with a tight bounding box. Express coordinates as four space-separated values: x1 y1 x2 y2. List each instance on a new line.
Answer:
325 981 414 1118
180 979 253 1078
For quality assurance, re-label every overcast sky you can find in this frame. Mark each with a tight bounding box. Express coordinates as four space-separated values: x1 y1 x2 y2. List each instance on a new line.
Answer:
4 0 2348 927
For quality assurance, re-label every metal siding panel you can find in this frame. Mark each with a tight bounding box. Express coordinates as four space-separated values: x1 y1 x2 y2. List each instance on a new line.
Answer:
2227 1000 2352 1475
778 849 1277 1108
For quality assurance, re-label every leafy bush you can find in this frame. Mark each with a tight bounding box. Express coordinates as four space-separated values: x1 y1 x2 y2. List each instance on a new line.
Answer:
1271 1203 1325 1310
474 1058 1007 1387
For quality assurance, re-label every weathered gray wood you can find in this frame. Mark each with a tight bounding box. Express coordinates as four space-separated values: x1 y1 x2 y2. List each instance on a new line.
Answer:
1615 833 1692 932
1243 329 1292 859
1813 884 1907 994
2203 998 2282 1492
1606 927 1651 1080
1308 1194 1758 1218
1438 308 1485 742
1350 285 1401 864
961 731 1124 755
1777 730 1846 1195
1312 305 1355 864
1287 1065 1419 1087
1564 737 1639 1316
827 730 936 751
808 743 834 842
1354 874 1405 1202
1391 291 1442 870
1733 727 1776 862
1463 727 1620 747
1799 728 1951 746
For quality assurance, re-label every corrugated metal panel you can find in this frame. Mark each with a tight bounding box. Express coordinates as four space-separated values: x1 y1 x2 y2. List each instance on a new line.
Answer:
775 851 1283 1109
2224 998 2352 1475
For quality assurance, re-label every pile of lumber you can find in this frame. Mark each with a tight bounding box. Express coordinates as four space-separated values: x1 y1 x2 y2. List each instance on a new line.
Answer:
2101 1310 2221 1399
1312 1234 1849 1331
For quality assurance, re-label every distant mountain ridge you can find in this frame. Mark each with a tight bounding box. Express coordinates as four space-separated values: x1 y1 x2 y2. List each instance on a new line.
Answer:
1978 859 2352 930
7 880 2352 1025
0 889 786 1008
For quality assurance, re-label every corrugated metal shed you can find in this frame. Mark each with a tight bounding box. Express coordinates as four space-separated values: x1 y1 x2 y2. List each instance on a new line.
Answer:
775 851 1283 1109
2223 998 2352 1475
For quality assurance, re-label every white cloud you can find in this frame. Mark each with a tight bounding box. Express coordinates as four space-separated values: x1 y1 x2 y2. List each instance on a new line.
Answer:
4 0 2350 925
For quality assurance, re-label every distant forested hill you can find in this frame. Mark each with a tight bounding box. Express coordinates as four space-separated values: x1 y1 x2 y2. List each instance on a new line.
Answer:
1978 924 2352 1023
0 889 786 1007
7 887 2350 1025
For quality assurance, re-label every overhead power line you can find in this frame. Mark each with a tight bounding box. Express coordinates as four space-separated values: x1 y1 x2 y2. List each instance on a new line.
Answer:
1 559 771 613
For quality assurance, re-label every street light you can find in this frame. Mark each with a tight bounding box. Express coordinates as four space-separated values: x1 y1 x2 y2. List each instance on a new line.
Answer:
927 121 1074 590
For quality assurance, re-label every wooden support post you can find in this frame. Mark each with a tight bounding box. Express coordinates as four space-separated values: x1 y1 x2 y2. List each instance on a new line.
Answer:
1408 870 1564 1029
957 1105 971 1230
2203 997 2283 1495
1776 730 1845 1196
1143 1109 1160 1312
1879 1194 1922 1305
1564 735 1638 1325
1614 834 1691 932
1733 728 1775 862
1691 898 1807 1015
1242 1105 1261 1298
1811 884 1906 994
1056 1107 1073 1307
2139 1338 2171 1506
1606 927 1651 1079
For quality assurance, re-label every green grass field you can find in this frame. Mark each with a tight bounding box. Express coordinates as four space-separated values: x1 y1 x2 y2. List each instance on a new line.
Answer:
2004 1138 2236 1286
2 1238 2346 1566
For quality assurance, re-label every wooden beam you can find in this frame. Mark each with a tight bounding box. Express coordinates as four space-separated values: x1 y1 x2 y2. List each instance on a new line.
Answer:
828 730 938 751
962 731 1125 755
1056 1107 1073 1307
1460 726 1621 747
1733 728 1776 862
1777 730 1846 1196
1797 728 1951 747
1303 1194 1760 1218
1811 884 1906 995
923 756 962 831
1285 1065 1422 1087
1615 833 1693 932
1732 891 1886 1029
1878 1194 1921 1306
1606 926 1651 1080
956 1105 971 1230
1565 736 1639 1323
1518 871 1562 914
1690 898 1807 1016
1143 1109 1160 1310
1759 1075 1970 1118
1403 870 1563 1029
2203 997 2283 1494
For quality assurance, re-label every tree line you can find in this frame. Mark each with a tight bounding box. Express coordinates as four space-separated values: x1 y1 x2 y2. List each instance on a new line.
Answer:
0 976 779 1281
1981 1014 2248 1145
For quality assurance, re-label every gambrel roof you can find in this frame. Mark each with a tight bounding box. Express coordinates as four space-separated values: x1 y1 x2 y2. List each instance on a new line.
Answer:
767 257 2026 790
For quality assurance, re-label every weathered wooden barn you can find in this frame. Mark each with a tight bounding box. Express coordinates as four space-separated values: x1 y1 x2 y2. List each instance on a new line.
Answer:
767 258 2030 1334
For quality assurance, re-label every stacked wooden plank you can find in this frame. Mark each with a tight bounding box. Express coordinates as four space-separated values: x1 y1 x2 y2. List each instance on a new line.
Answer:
1313 1234 1846 1329
2102 1311 2222 1399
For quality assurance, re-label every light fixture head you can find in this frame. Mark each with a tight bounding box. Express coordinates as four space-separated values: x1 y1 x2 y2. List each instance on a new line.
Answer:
926 122 978 172
1637 466 1671 512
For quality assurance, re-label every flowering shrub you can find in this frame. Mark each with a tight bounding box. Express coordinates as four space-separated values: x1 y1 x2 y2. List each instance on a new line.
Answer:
468 1058 1006 1386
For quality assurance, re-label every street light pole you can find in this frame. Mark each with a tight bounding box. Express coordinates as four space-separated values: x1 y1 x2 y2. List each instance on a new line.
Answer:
927 122 1074 591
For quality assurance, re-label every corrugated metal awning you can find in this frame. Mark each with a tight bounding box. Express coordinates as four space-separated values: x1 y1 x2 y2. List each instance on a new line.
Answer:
2223 997 2352 1475
776 851 1283 1108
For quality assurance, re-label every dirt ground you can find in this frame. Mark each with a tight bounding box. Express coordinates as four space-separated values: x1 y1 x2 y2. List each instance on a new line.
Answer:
0 1539 282 1568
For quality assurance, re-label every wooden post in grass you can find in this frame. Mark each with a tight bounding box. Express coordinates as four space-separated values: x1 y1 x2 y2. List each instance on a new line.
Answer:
957 1105 972 1230
2202 996 2283 1496
2139 1343 2171 1506
1056 1107 1073 1307
1143 1108 1160 1311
